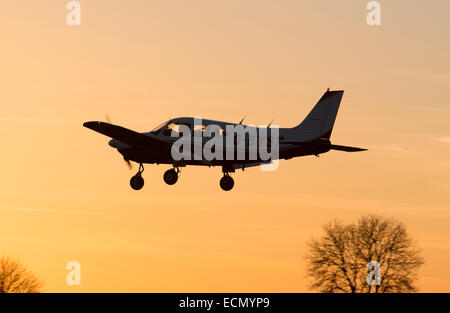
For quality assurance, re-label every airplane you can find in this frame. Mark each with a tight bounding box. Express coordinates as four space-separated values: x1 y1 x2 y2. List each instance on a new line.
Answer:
83 89 367 191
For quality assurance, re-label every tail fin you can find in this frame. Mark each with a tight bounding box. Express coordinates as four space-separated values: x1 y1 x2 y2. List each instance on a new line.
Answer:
292 90 344 141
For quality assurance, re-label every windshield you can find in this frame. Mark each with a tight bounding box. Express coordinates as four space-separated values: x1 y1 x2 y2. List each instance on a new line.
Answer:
151 121 168 133
162 122 192 137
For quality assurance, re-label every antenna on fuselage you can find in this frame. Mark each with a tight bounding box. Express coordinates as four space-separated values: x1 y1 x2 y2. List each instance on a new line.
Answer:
267 118 275 128
238 114 248 125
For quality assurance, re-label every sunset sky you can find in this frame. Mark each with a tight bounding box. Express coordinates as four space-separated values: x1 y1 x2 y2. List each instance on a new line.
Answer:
0 0 449 292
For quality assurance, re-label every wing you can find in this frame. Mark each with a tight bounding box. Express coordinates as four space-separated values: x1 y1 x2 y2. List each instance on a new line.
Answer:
83 121 165 147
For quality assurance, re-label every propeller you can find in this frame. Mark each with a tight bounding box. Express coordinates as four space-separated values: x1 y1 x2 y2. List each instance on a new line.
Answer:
124 159 133 170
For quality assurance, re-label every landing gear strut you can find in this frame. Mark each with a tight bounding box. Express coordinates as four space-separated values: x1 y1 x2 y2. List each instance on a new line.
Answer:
220 173 234 191
163 167 179 185
130 163 145 190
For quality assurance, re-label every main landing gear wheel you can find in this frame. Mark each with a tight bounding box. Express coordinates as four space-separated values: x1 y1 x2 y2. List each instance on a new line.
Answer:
163 168 179 185
220 175 234 191
130 163 145 190
130 175 144 190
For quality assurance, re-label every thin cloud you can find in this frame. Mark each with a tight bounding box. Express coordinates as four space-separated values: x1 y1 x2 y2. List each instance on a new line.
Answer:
409 107 449 112
0 206 99 215
394 69 450 84
368 143 408 153
0 116 81 125
435 136 450 144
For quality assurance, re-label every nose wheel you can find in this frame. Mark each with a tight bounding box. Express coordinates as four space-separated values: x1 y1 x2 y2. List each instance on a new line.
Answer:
163 168 179 185
130 163 145 190
220 174 234 191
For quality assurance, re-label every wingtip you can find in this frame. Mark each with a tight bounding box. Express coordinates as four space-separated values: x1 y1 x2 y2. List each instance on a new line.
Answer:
83 121 102 128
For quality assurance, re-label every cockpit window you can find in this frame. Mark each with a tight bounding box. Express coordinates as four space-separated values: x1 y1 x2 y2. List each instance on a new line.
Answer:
193 124 205 132
193 124 206 136
151 121 167 134
162 122 191 137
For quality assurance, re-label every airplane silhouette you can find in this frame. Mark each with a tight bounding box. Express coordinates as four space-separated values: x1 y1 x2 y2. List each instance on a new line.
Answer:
83 89 366 191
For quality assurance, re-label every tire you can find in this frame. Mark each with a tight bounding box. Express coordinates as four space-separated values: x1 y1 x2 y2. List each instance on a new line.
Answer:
130 175 144 190
163 169 178 185
219 175 234 191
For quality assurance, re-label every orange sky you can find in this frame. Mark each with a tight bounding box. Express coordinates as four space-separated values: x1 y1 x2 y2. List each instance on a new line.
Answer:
0 0 449 292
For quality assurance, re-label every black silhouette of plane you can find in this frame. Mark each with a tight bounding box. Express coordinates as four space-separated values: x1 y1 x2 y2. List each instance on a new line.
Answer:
83 89 366 191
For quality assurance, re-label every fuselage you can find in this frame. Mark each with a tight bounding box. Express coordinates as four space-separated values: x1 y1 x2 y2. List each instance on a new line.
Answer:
108 117 331 167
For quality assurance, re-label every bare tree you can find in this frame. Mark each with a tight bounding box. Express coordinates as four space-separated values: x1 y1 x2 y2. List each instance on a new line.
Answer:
0 256 44 293
305 215 424 293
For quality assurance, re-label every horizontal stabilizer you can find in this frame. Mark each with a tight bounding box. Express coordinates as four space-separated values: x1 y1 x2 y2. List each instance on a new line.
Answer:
330 144 367 152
